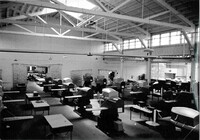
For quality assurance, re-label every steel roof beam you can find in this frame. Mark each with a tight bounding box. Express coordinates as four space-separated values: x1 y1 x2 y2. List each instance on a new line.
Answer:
0 19 140 38
7 0 192 30
153 0 195 28
0 30 118 42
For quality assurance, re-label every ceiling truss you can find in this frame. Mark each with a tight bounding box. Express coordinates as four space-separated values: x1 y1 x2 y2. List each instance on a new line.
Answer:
0 0 196 44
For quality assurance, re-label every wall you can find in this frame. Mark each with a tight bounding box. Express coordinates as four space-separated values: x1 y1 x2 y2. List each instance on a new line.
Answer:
0 32 104 89
0 23 195 89
101 59 146 81
102 44 192 82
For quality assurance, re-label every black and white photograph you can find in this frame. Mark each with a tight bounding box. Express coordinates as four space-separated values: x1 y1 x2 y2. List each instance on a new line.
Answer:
0 0 199 140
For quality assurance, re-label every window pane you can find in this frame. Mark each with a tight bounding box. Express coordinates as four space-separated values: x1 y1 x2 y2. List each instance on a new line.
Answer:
124 40 129 49
143 39 148 47
152 35 160 46
105 44 109 51
161 33 170 45
181 32 192 44
171 31 181 44
112 45 117 50
135 39 141 48
129 39 135 48
108 43 112 50
181 35 187 44
187 33 192 41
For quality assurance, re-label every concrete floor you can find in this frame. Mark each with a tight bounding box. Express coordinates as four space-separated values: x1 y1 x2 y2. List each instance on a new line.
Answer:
1 81 195 140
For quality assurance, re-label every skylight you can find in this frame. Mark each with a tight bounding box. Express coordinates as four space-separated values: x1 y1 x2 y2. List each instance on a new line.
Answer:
58 0 96 19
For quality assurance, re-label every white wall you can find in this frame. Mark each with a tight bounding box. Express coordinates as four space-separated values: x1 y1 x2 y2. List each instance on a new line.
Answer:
0 32 104 89
0 25 195 90
100 59 146 81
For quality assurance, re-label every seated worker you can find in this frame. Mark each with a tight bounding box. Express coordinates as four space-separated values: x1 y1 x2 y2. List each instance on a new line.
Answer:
95 76 107 94
98 99 119 134
74 87 94 117
62 83 76 105
97 88 121 134
43 77 53 92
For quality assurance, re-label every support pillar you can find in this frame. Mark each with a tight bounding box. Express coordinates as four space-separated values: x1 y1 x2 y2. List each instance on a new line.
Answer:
146 58 152 85
190 27 199 110
120 57 124 78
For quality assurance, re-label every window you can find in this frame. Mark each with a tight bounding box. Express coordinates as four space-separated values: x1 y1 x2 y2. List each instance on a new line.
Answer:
57 0 96 18
143 39 148 47
135 39 142 48
123 40 129 49
152 35 160 46
104 43 118 51
171 31 181 44
129 39 135 49
108 43 112 51
161 33 170 45
181 34 187 44
112 44 117 50
181 32 192 44
104 43 109 51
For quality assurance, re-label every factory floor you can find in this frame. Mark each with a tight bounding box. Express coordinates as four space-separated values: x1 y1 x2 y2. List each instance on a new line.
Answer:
0 81 196 140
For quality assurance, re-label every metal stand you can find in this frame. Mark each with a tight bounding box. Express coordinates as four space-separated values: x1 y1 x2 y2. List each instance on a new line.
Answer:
146 109 160 127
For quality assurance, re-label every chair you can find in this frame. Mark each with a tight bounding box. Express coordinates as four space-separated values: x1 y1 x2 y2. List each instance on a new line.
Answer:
151 82 162 101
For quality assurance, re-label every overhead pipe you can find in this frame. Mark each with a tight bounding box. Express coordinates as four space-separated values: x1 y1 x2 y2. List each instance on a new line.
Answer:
0 48 191 59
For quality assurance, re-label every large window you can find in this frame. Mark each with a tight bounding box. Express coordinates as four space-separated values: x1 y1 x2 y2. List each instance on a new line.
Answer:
104 28 199 52
104 43 118 51
129 39 135 49
171 31 181 44
152 35 160 46
151 62 191 82
124 40 129 49
135 39 142 48
161 33 170 45
104 38 145 51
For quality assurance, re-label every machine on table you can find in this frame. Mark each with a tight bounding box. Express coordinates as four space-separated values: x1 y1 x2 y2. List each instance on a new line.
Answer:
61 80 76 105
73 87 94 117
97 88 124 135
43 77 54 93
170 107 199 130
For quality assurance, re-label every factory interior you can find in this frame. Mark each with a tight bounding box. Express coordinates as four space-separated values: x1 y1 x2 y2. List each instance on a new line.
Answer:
0 0 199 140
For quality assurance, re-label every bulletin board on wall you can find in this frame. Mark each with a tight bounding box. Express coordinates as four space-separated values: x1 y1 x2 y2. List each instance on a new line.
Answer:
47 64 62 79
12 63 28 87
70 69 92 87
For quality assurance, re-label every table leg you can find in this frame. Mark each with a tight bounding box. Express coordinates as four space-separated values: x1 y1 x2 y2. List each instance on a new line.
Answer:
70 131 72 140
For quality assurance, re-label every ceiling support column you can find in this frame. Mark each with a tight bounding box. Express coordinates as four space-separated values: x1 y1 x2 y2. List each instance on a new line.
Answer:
119 44 124 78
146 37 153 85
146 58 152 85
190 27 199 110
120 57 124 78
